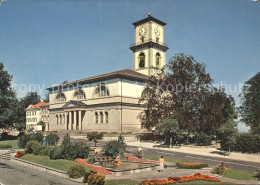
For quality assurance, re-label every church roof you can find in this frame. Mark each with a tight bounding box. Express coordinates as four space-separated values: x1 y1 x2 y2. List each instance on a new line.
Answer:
47 69 148 90
132 15 166 27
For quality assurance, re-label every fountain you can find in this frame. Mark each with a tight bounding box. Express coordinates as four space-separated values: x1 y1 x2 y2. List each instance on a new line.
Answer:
95 155 158 176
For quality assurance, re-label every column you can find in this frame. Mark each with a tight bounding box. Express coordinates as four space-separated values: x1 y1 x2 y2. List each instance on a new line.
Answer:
68 112 72 130
73 111 77 130
64 112 67 130
79 111 82 130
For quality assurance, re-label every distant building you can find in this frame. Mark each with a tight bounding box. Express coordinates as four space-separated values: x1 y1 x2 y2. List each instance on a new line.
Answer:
46 13 168 133
26 101 49 131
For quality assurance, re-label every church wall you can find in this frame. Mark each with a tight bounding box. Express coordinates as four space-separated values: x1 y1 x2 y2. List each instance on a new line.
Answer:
82 108 120 132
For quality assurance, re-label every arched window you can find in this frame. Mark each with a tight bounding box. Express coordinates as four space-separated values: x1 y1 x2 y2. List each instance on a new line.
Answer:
141 88 152 99
95 85 109 97
156 53 160 67
139 53 145 68
74 89 86 100
56 93 66 102
100 112 103 123
105 112 108 123
95 112 98 123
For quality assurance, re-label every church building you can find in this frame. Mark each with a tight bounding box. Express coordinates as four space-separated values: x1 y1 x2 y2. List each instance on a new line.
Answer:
47 13 168 133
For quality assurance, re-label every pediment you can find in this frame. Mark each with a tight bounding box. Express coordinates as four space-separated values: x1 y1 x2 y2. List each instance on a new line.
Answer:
62 100 87 108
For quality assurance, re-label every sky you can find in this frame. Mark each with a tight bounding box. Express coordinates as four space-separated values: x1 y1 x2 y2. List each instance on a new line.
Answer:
0 0 259 132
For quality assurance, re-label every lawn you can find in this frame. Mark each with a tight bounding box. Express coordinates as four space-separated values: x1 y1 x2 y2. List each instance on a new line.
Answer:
0 139 19 149
105 179 139 185
105 179 236 185
143 154 182 164
20 154 91 172
223 168 258 180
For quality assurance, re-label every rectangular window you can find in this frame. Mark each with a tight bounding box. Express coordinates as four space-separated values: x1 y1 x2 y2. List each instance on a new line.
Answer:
105 112 108 123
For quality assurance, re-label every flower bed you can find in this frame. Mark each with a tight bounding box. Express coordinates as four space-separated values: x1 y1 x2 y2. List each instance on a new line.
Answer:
125 154 159 164
139 173 221 185
211 162 227 175
74 158 111 175
176 162 208 169
14 153 24 158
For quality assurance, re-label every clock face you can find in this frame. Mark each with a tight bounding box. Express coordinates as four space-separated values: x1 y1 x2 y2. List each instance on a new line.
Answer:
139 26 147 37
154 26 160 37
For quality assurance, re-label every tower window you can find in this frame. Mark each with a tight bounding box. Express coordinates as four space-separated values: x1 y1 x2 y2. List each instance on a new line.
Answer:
139 53 145 68
156 53 160 67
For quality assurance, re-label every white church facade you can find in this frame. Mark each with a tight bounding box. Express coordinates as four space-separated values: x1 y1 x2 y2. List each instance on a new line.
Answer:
47 13 168 132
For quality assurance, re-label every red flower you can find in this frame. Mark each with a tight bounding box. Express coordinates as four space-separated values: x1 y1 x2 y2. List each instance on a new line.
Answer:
139 173 221 185
74 158 111 175
14 153 24 158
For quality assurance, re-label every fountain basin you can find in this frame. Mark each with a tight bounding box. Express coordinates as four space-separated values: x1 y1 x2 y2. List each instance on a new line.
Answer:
97 160 158 176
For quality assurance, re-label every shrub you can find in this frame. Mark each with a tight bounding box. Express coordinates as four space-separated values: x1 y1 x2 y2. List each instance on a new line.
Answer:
87 173 105 185
45 133 59 145
233 133 260 153
118 134 127 150
87 132 103 147
18 134 31 148
65 143 90 160
176 162 208 169
103 140 125 157
137 133 164 142
18 132 44 148
49 134 90 160
83 170 97 183
0 144 12 149
256 168 260 181
61 134 90 160
25 140 41 154
33 145 46 155
87 155 95 164
31 132 44 143
39 145 53 156
195 133 212 146
49 146 63 159
68 164 86 178
211 162 227 175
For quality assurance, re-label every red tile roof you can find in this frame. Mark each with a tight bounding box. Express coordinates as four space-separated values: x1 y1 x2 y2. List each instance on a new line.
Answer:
27 102 49 109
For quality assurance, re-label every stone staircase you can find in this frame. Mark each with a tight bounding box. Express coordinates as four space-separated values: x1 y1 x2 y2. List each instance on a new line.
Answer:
0 149 13 160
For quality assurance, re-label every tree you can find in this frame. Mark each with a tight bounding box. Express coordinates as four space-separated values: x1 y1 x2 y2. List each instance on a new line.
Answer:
0 63 17 128
86 132 103 147
139 53 237 135
156 117 183 146
217 119 238 152
37 121 46 131
14 92 41 130
45 133 60 145
239 72 260 134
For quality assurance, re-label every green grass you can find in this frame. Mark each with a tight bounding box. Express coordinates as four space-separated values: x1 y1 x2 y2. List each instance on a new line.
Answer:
143 154 182 164
105 179 139 185
20 154 91 172
223 168 258 180
105 180 236 185
0 139 18 149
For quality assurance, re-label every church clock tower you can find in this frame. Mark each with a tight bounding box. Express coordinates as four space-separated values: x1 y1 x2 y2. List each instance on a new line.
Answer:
130 12 169 76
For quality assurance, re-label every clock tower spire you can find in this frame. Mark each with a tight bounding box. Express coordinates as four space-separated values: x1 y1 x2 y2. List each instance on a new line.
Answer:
130 14 169 76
